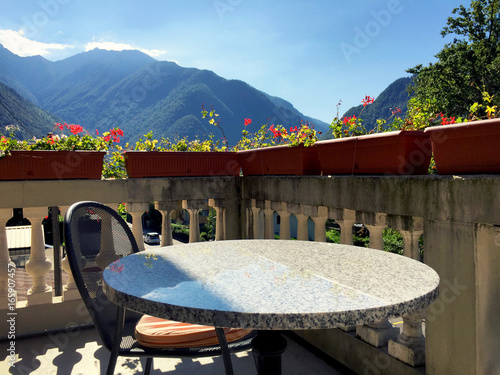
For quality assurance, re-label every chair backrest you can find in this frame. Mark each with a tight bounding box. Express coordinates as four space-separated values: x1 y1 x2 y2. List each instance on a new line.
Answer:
64 201 140 350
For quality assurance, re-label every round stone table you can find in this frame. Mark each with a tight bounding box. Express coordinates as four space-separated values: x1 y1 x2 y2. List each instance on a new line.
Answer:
103 240 439 374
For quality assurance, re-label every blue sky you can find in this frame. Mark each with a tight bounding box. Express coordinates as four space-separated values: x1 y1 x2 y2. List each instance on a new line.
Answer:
0 0 465 123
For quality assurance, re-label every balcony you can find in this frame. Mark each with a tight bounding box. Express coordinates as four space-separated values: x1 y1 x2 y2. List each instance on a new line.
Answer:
1 175 499 374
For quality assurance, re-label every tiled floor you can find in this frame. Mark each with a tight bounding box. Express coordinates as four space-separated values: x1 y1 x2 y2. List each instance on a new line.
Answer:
1 327 354 374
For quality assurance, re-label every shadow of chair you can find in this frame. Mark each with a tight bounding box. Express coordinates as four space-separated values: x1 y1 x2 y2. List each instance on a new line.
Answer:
64 201 254 375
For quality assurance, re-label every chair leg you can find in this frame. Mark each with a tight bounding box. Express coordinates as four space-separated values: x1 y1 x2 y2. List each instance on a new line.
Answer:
215 328 234 375
144 357 153 375
106 352 119 375
107 307 126 375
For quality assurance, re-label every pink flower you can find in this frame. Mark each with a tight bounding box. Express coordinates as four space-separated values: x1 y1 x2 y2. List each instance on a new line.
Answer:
244 118 252 126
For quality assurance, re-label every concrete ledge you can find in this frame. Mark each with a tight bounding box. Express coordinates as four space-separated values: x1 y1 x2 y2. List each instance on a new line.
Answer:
0 297 91 339
294 328 424 375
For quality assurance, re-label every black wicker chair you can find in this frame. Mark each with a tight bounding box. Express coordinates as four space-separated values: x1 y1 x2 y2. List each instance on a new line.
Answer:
64 201 253 375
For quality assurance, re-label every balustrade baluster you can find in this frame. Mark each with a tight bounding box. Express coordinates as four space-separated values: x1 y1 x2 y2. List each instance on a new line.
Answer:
357 212 399 347
155 201 179 246
125 202 149 251
388 216 426 366
209 198 226 241
0 209 15 306
264 201 275 240
24 207 53 305
276 202 291 240
250 199 264 239
182 199 206 243
312 206 328 242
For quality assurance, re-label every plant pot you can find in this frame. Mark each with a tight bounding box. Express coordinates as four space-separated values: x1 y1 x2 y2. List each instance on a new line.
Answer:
124 151 240 178
0 150 105 180
424 118 500 174
237 144 320 176
317 130 432 175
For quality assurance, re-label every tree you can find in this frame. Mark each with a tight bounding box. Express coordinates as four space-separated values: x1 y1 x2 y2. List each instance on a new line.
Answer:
407 0 500 117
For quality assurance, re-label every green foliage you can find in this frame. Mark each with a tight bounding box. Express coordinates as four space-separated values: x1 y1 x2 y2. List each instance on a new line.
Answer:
383 228 404 255
325 225 423 257
0 82 60 139
204 107 319 150
324 78 413 139
171 221 190 243
326 229 340 243
407 0 500 117
201 207 216 241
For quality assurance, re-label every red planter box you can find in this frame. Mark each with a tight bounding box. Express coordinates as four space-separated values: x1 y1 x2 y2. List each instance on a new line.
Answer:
317 131 432 175
0 150 105 180
237 145 320 176
424 118 500 174
124 151 240 178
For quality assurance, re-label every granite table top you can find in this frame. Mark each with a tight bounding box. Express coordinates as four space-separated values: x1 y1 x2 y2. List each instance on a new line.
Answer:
102 240 439 330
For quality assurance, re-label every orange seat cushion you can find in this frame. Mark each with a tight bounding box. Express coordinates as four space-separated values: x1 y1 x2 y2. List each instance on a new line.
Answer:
135 315 252 348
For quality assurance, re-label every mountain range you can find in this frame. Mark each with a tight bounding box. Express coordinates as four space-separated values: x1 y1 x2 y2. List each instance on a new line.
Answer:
0 44 415 144
0 44 332 145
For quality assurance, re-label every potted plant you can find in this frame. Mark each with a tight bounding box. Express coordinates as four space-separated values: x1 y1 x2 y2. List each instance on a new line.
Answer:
316 96 432 175
0 123 124 180
235 119 321 176
424 91 500 174
123 130 241 178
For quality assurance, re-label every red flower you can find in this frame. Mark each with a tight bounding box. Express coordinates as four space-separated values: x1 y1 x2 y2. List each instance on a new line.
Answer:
68 124 83 135
361 96 375 106
244 118 252 126
95 129 99 135
441 116 456 125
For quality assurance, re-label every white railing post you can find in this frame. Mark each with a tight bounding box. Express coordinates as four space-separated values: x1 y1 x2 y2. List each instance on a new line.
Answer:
357 212 399 347
295 204 311 241
155 201 179 246
125 202 149 251
24 207 53 305
250 199 264 239
58 205 80 301
330 208 355 245
389 311 426 366
264 200 275 239
0 209 15 306
182 199 206 243
313 206 328 242
388 216 426 366
276 202 291 240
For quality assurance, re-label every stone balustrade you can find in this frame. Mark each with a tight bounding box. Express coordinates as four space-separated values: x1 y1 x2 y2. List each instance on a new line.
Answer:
0 175 499 375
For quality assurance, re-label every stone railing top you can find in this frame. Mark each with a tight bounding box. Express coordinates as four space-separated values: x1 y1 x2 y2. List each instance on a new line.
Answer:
1 175 499 224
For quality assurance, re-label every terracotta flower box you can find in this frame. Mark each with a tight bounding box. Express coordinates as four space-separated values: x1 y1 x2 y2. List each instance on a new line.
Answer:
124 151 241 178
0 150 105 180
424 118 500 174
316 130 432 175
237 145 320 176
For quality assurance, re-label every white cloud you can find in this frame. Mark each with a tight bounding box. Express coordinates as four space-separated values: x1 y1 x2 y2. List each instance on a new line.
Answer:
85 40 166 58
0 29 73 57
